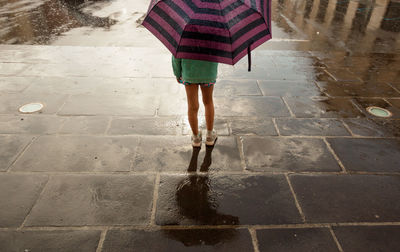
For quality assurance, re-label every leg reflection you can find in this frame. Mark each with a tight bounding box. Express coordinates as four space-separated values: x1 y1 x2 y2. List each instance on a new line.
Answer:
200 145 214 172
187 147 201 172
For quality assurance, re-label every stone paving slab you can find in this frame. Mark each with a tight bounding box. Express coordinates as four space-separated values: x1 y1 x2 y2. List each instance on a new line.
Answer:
0 92 69 115
0 76 31 93
0 230 101 252
0 174 48 227
0 135 33 171
284 97 363 118
156 174 302 225
324 68 362 82
214 97 290 117
276 118 350 136
289 174 400 223
327 138 400 172
108 116 181 135
0 115 64 134
182 117 230 136
25 174 155 226
11 135 139 172
58 94 158 116
332 226 400 252
316 80 400 97
102 229 253 252
158 95 205 116
213 79 262 96
133 136 242 172
343 118 400 137
242 137 340 172
58 116 110 135
230 118 277 136
256 228 339 251
258 80 322 97
0 62 30 76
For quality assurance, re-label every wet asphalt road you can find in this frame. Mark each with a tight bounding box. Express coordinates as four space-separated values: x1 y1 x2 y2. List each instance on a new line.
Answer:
1 0 400 251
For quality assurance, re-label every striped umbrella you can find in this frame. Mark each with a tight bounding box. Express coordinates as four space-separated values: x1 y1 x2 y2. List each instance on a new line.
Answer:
142 0 271 71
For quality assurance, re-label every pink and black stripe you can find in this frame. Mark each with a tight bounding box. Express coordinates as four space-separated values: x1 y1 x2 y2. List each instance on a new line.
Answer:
143 0 272 66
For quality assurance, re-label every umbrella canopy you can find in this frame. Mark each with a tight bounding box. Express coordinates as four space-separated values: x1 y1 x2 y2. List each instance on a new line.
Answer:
142 0 271 68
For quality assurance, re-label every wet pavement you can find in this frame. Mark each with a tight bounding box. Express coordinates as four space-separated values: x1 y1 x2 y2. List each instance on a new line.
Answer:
1 0 400 251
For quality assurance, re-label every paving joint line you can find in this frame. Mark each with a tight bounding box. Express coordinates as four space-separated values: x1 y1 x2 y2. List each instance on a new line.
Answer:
272 118 281 136
55 94 71 115
6 135 38 172
150 174 161 226
281 96 296 117
386 82 400 95
95 229 108 252
329 226 344 252
103 116 113 135
249 227 260 252
285 174 306 223
237 136 247 171
340 119 355 136
255 80 264 96
323 138 347 173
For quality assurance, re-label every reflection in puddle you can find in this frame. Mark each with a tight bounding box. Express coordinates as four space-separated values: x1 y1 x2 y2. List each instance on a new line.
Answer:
0 0 115 44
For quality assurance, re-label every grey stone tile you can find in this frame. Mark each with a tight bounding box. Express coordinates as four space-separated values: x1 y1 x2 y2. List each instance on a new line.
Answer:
0 115 64 134
258 80 322 97
156 174 302 225
324 68 362 82
0 135 33 171
25 174 155 226
284 97 363 118
0 174 48 227
276 118 350 136
0 77 31 93
354 98 400 119
0 63 30 75
343 118 400 137
102 229 253 252
214 79 262 96
257 228 339 252
317 80 400 97
133 136 241 172
333 226 400 252
242 137 340 172
230 118 277 136
58 94 158 116
108 117 181 135
290 174 400 223
182 117 229 136
0 93 69 115
215 97 290 117
157 94 205 116
0 230 101 252
11 135 139 172
58 116 110 134
327 138 400 172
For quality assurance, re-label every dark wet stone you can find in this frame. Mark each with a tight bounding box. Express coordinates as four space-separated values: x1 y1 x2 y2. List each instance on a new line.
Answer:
215 97 290 117
11 136 139 172
327 138 400 172
214 79 262 96
324 68 362 82
58 94 157 116
276 118 350 136
0 92 68 114
182 117 229 136
0 135 32 171
257 228 338 252
242 137 340 172
133 136 241 172
354 98 400 119
156 174 302 225
102 229 253 252
388 98 400 109
58 116 109 134
333 226 400 252
230 118 277 136
0 174 48 227
258 80 323 97
317 80 400 97
25 174 155 226
344 118 400 137
0 115 64 134
108 117 181 135
0 230 100 252
284 97 363 118
290 174 400 223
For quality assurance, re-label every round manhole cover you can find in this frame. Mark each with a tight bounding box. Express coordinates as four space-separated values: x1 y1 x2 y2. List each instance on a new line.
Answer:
19 103 44 113
366 106 392 118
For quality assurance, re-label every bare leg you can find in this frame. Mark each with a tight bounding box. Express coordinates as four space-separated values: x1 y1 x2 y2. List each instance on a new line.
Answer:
200 85 214 131
185 85 200 135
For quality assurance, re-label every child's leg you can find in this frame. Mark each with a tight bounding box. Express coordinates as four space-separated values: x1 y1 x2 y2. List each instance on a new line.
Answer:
185 85 200 135
200 85 214 131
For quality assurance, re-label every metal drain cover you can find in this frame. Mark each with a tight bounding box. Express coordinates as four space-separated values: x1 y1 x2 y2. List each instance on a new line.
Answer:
366 106 392 118
19 103 44 113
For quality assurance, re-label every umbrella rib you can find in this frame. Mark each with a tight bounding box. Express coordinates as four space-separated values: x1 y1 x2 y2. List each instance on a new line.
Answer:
219 0 233 62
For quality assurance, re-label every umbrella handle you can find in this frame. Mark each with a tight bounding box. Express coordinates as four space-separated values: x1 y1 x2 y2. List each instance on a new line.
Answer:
247 42 253 72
